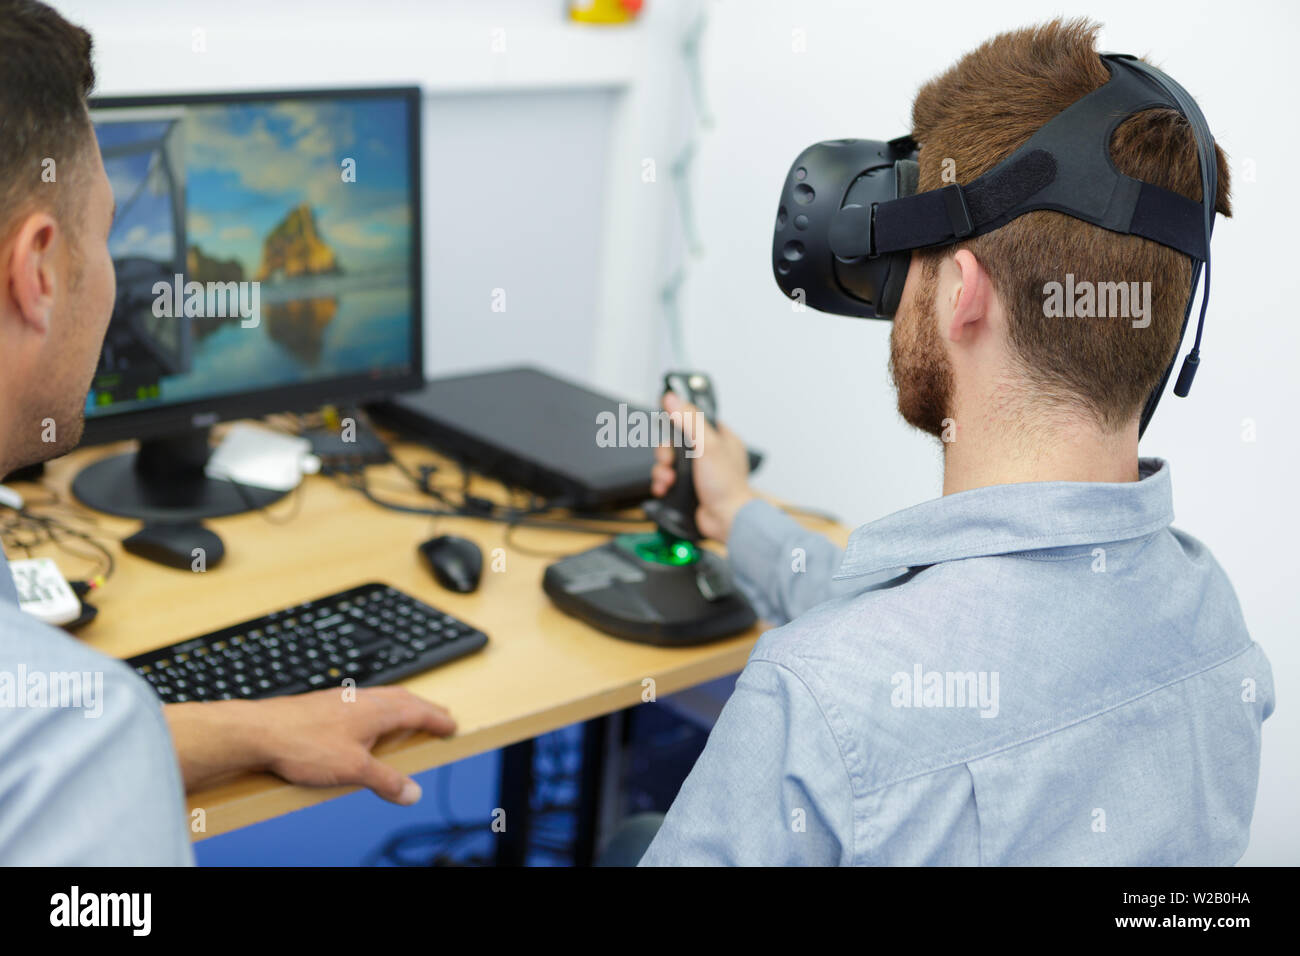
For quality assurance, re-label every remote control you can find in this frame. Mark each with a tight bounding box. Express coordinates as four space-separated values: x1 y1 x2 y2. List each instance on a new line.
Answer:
11 557 82 627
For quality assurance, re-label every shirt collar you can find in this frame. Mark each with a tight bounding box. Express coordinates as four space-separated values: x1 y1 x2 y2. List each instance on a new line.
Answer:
834 457 1174 580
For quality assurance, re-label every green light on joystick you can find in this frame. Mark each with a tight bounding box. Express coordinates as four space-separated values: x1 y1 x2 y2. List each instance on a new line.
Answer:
669 539 697 563
617 531 700 566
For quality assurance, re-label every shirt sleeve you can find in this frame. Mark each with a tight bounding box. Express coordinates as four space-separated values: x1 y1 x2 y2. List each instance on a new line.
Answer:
0 635 195 866
639 657 855 865
727 498 846 625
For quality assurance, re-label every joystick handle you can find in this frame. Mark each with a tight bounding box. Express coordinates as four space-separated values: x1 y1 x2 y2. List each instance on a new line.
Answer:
644 371 715 542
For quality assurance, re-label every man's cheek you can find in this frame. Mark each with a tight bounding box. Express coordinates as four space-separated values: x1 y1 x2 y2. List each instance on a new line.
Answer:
100 259 116 325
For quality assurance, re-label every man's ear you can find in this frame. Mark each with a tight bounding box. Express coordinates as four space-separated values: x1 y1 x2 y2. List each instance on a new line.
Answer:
945 247 994 343
6 211 60 334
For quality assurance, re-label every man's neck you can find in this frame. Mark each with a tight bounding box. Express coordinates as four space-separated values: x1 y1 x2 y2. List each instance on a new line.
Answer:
941 400 1141 496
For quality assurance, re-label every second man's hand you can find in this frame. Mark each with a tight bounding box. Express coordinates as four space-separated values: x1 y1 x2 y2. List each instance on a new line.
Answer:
164 686 456 805
651 390 756 543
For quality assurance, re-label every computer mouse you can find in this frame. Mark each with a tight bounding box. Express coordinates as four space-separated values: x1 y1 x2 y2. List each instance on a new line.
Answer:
418 535 482 594
123 521 225 571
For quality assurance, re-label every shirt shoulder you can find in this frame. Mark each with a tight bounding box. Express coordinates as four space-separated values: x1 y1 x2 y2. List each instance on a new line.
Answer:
747 528 1259 792
0 603 195 865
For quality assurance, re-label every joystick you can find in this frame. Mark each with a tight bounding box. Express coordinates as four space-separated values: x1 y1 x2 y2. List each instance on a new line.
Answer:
642 371 714 543
542 371 757 646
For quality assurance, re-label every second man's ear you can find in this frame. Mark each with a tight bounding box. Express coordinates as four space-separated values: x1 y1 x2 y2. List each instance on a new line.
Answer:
6 211 62 334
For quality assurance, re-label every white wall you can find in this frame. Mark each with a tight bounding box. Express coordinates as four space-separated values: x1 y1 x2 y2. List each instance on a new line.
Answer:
679 0 1299 865
421 89 618 382
53 0 698 395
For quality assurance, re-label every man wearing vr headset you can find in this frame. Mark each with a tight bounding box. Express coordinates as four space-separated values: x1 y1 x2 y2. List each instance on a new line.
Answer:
641 19 1273 865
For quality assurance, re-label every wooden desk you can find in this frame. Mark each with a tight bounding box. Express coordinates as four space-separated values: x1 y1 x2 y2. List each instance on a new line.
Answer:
11 435 846 839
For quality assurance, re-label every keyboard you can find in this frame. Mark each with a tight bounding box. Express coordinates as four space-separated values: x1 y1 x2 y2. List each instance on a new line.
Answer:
127 582 488 703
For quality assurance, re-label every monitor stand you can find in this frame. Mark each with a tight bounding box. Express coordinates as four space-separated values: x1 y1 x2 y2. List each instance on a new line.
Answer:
71 428 287 522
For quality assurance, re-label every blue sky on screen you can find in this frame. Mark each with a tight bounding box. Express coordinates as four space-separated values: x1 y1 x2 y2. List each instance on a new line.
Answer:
99 96 412 277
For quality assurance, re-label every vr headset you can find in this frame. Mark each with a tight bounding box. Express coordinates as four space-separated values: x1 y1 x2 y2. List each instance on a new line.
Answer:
772 53 1218 434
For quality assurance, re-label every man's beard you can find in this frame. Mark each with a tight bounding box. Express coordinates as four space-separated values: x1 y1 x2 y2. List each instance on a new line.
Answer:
888 258 954 439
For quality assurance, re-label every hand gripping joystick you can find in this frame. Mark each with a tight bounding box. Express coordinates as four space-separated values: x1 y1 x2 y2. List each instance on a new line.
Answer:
642 371 715 545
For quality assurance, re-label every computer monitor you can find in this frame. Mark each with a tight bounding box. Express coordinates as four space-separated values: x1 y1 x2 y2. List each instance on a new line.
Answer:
71 86 424 521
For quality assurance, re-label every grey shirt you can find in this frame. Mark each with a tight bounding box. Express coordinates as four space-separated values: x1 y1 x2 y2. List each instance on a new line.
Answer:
642 458 1274 865
0 552 194 864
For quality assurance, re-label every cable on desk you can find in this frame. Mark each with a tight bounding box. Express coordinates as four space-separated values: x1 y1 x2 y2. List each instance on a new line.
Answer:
1 490 116 587
346 465 654 538
353 425 654 530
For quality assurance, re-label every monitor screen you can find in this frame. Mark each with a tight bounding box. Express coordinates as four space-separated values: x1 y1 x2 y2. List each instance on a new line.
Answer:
84 87 422 441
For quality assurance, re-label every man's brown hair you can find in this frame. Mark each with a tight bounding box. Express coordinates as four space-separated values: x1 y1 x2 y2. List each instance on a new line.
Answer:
911 18 1231 430
0 0 97 235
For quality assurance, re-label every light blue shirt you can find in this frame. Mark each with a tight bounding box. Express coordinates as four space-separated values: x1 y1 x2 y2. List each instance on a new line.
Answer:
641 459 1274 865
0 552 194 864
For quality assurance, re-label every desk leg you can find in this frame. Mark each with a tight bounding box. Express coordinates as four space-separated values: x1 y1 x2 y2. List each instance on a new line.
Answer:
575 710 631 866
494 738 535 866
573 716 608 866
